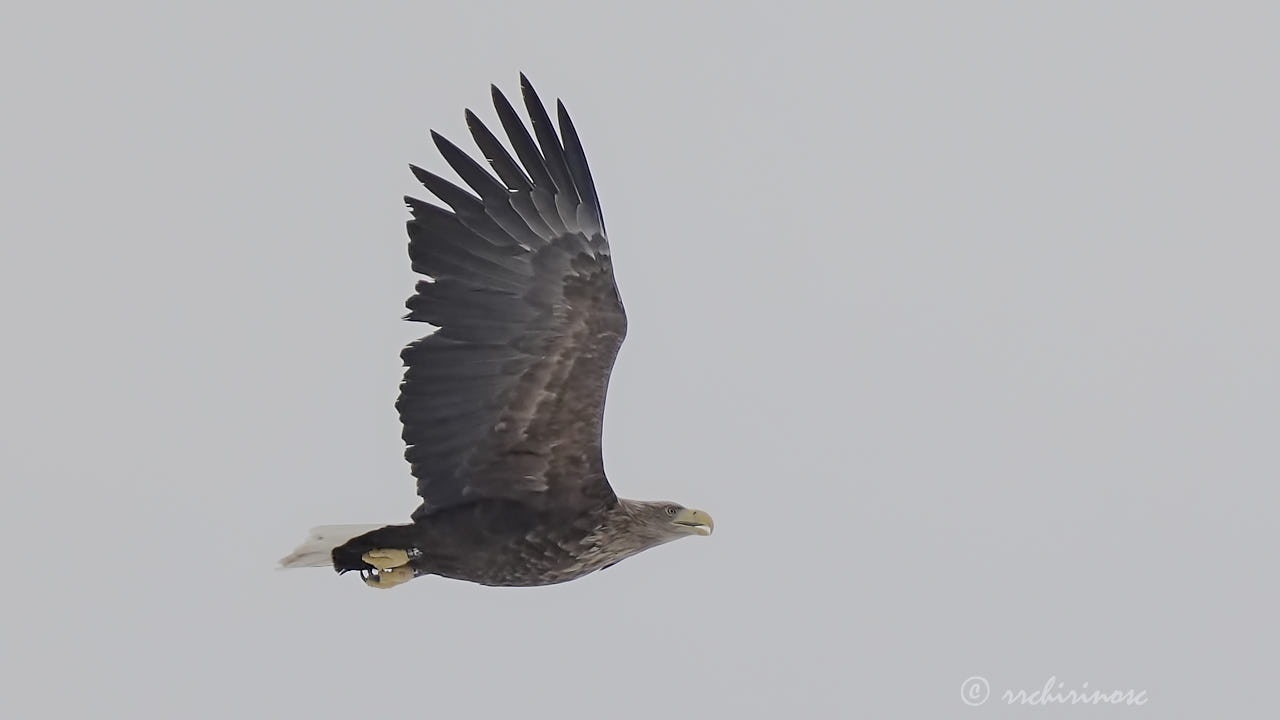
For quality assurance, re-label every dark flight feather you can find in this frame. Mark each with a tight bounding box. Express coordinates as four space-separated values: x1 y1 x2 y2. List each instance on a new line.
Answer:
464 109 532 193
557 100 604 238
520 77 583 235
492 85 569 238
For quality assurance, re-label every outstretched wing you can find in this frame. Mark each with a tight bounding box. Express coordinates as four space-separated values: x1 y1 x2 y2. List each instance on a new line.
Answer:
398 76 625 519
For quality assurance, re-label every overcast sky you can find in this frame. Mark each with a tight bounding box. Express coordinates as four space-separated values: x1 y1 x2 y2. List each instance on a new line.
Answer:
3 2 1277 718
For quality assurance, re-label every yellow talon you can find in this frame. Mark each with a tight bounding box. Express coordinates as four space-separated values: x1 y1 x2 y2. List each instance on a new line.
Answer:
363 566 414 589
362 548 410 570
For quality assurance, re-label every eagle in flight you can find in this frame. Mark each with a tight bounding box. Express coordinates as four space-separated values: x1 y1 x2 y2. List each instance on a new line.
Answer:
280 76 713 589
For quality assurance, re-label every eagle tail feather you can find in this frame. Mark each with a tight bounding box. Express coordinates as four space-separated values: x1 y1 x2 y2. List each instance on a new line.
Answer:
278 524 386 569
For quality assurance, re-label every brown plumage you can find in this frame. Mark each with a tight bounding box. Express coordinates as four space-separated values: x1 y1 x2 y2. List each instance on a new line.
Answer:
280 76 712 588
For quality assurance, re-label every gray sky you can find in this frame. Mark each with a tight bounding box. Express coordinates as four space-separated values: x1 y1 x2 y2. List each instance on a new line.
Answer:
3 2 1277 717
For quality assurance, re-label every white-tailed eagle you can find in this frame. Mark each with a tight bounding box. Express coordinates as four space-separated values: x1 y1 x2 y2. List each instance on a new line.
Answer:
280 76 712 588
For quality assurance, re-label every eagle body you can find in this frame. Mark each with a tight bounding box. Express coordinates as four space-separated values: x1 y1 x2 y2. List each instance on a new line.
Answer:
280 76 712 589
330 499 687 587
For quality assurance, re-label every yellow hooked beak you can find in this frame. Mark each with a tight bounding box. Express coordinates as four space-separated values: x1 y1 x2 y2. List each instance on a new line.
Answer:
672 508 714 536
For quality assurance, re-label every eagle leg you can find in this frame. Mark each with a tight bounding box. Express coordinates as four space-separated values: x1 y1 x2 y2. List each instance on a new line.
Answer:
360 566 414 589
361 548 410 570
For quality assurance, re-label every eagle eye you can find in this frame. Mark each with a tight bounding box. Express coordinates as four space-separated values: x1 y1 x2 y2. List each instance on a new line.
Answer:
665 505 678 516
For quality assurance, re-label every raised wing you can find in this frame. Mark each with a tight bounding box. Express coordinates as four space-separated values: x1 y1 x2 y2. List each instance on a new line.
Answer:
398 76 625 519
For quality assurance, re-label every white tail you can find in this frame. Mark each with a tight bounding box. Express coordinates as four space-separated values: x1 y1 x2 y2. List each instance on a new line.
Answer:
278 524 385 568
